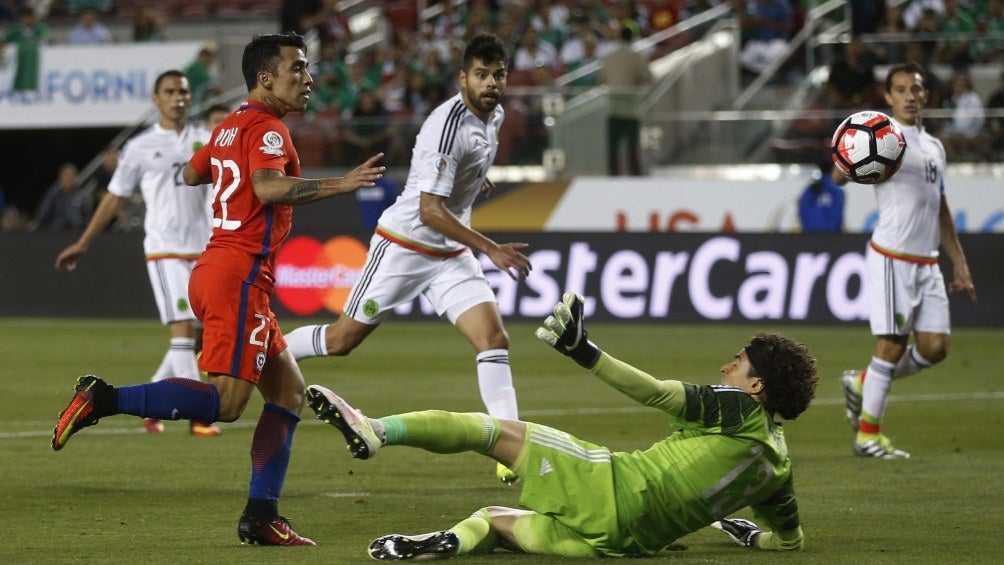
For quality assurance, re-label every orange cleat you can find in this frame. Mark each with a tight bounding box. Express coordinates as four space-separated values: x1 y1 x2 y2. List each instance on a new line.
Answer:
143 418 165 433
190 421 221 437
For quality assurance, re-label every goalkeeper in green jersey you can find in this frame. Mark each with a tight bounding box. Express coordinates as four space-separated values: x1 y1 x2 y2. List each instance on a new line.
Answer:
307 292 819 559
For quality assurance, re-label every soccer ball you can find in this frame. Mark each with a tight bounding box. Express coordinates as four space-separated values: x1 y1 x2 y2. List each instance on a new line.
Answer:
831 111 906 184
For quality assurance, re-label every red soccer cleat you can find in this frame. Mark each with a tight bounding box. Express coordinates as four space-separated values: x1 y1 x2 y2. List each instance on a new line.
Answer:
143 418 165 433
190 421 221 437
237 515 316 546
52 375 112 451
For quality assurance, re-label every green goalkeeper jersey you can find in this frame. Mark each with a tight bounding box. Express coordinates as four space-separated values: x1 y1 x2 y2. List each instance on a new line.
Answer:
593 353 802 553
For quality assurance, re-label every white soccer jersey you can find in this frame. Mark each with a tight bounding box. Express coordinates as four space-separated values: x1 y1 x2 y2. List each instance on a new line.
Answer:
108 122 212 258
869 119 946 260
376 92 503 254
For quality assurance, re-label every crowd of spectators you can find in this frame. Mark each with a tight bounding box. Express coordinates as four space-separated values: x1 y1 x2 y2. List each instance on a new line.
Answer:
2 1 1003 230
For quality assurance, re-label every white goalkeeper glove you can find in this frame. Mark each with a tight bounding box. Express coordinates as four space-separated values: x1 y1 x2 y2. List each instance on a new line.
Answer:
712 518 762 548
535 292 601 369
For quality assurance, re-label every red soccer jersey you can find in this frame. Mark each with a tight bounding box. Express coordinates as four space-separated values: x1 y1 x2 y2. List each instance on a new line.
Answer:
189 102 298 293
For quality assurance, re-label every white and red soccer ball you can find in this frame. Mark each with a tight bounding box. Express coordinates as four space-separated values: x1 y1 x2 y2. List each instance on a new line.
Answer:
831 110 906 184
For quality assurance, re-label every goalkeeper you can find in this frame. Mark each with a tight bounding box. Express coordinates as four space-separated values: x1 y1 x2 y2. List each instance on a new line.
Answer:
307 292 818 559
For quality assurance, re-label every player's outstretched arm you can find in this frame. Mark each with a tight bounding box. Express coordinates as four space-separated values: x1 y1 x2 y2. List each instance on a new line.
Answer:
418 191 531 280
252 153 386 205
535 292 601 368
536 292 687 413
54 191 127 271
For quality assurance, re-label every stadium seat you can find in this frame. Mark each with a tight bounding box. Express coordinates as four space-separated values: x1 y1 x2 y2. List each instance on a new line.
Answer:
178 3 210 19
244 2 276 17
386 1 418 34
496 103 528 165
292 128 326 168
506 70 536 87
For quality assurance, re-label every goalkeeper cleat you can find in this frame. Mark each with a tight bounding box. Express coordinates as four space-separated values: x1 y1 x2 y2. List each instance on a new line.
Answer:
190 421 221 437
841 370 863 432
52 375 112 451
307 384 381 460
143 418 165 433
237 514 316 546
368 531 459 561
496 463 519 486
854 434 910 459
712 518 762 548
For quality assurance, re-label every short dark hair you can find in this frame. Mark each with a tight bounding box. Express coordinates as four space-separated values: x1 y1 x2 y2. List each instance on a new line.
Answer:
206 103 230 115
154 70 186 94
463 33 507 71
242 32 307 91
745 333 818 420
885 62 925 92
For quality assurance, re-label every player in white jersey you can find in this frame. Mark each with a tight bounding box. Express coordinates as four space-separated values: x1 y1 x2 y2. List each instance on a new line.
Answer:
55 70 221 437
286 34 532 484
839 62 976 459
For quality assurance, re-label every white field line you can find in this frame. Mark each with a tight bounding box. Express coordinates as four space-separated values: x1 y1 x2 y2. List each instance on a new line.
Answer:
4 391 1002 440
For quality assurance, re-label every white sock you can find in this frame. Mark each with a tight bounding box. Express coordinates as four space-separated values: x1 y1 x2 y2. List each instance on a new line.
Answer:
476 349 518 420
285 325 329 360
861 356 896 423
151 353 172 383
892 345 932 380
168 337 199 380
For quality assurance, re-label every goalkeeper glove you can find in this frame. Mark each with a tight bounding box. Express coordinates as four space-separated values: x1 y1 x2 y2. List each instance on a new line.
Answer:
534 292 601 369
712 518 762 549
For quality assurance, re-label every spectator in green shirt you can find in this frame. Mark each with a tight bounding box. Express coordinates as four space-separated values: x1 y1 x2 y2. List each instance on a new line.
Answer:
3 8 49 92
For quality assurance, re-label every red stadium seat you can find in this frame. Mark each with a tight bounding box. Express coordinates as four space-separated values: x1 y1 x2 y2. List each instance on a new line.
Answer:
496 103 528 165
506 69 536 87
386 1 418 34
178 3 210 19
292 128 326 168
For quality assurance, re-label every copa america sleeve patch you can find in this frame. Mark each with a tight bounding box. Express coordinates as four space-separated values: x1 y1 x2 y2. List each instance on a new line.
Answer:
259 131 285 156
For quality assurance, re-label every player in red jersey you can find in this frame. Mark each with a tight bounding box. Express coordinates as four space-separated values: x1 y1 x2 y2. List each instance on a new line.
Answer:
51 32 385 547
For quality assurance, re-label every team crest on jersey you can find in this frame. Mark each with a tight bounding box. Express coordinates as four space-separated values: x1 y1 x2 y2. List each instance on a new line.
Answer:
260 131 285 156
176 298 189 312
255 352 266 372
363 299 379 318
192 141 204 152
435 158 447 172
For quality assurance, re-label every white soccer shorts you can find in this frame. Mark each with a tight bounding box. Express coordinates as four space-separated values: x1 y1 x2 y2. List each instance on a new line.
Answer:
343 233 497 325
146 257 199 325
866 245 950 336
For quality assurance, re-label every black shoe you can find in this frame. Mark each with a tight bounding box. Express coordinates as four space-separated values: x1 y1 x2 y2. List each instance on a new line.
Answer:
368 531 459 561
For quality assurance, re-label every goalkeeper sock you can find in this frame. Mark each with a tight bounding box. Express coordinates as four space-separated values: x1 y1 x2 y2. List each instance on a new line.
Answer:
476 349 519 420
450 509 497 555
379 411 500 455
860 356 895 434
892 345 932 380
284 325 329 360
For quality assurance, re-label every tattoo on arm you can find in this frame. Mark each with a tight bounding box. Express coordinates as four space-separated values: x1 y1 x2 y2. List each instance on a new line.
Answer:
284 180 321 203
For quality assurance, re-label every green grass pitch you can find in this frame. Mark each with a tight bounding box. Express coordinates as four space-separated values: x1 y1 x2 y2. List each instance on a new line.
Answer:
2 318 1001 564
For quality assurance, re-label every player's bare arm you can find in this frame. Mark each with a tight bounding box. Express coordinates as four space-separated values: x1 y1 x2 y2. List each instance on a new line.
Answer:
418 191 531 280
54 191 128 271
480 177 496 197
182 162 212 186
251 153 386 205
938 196 977 301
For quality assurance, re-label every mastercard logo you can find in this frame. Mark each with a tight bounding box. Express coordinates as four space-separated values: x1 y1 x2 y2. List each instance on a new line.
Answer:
274 235 368 315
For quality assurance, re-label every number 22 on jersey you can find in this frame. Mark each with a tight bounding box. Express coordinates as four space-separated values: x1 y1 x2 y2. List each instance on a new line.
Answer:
210 157 242 230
